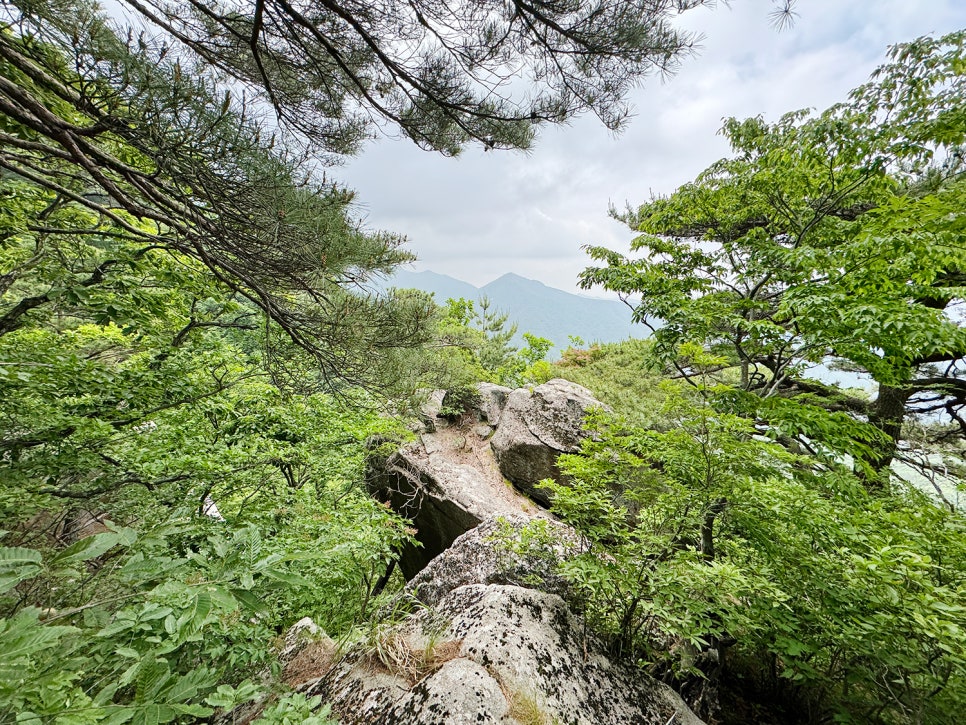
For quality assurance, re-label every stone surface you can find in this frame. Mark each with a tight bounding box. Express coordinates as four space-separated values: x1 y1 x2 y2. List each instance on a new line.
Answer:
311 651 411 724
279 617 338 689
386 658 509 724
516 378 602 451
348 380 703 725
278 617 324 663
471 422 494 439
475 382 512 425
368 379 604 577
366 430 544 579
490 378 606 505
310 584 705 725
406 515 579 608
443 585 705 725
417 390 447 433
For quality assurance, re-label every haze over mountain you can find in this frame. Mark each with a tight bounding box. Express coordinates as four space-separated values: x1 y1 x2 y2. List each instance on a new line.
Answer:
382 269 645 357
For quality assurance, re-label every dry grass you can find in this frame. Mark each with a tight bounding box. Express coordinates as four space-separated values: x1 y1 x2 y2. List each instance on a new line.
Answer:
364 630 463 684
501 682 556 725
281 640 338 687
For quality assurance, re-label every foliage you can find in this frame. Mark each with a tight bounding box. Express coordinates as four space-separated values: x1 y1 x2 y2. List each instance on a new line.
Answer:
434 296 553 390
252 694 337 725
0 396 412 722
473 296 520 374
0 372 414 722
543 386 966 724
552 339 669 427
0 492 409 723
550 32 966 724
0 301 412 721
244 486 416 634
1 519 273 723
99 0 715 155
581 30 966 481
487 518 571 592
0 168 415 720
0 1 436 392
0 25 422 725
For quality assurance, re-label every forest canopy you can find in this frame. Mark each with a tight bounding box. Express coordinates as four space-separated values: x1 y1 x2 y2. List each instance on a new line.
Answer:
556 33 966 721
582 30 966 485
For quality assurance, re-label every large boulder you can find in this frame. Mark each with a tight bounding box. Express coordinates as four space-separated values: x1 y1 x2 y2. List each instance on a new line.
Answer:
367 379 605 576
416 389 447 433
490 379 606 505
366 430 544 579
308 583 705 725
406 515 580 608
475 382 512 425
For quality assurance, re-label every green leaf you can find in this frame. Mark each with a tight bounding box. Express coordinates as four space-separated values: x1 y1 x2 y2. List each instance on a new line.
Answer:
230 588 269 615
175 591 213 639
49 532 122 567
0 547 43 594
0 609 77 665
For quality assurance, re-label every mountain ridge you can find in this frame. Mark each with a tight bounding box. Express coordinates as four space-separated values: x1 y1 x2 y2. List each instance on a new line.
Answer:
380 269 645 357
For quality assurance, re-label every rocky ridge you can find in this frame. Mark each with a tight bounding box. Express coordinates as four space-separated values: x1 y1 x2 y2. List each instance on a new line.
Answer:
257 379 705 725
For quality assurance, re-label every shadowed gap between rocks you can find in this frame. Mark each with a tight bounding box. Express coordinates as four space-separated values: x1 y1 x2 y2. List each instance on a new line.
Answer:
365 379 606 580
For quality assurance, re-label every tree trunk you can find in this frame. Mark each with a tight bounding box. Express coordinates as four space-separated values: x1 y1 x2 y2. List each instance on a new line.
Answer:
867 384 912 479
700 498 728 562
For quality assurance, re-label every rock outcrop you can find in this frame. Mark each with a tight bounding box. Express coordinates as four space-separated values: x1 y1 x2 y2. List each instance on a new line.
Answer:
308 580 704 725
340 380 707 723
279 617 338 687
226 521 706 724
367 378 606 578
366 428 544 579
226 374 716 725
489 378 605 505
475 382 512 426
406 515 579 608
416 389 447 433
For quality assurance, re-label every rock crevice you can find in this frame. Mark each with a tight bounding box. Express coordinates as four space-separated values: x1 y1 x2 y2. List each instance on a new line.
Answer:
367 379 604 577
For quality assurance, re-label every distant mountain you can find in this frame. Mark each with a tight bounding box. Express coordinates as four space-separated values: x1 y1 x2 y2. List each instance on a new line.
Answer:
381 269 646 357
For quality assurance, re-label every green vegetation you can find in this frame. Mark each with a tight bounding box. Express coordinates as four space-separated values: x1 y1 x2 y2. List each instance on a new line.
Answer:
582 31 966 484
542 386 966 723
555 339 668 426
0 0 710 719
435 296 554 394
533 29 966 725
1 0 964 724
0 179 417 718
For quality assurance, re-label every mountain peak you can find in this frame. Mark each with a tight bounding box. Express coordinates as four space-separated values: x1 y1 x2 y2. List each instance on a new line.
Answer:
486 272 543 286
379 268 642 357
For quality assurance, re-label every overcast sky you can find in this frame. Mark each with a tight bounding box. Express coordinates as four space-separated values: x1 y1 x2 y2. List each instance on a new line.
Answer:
335 0 966 296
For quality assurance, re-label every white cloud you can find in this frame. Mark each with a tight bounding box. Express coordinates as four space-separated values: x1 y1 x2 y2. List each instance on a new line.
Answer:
339 1 966 293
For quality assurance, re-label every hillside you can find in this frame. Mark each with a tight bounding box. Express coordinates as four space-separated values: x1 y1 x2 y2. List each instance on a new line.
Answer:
383 269 645 356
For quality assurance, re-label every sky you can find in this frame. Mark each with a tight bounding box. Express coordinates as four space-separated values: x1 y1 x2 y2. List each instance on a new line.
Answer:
336 0 966 296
